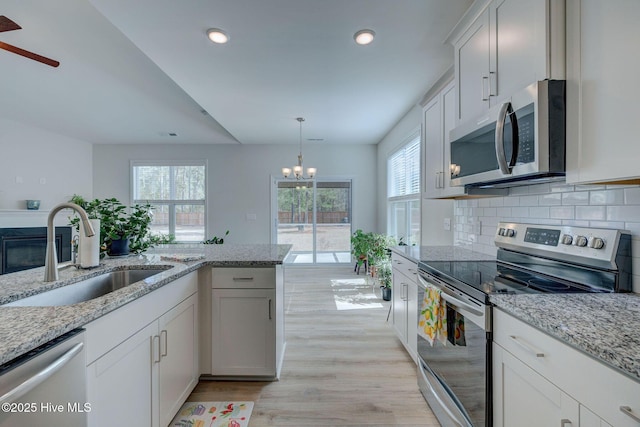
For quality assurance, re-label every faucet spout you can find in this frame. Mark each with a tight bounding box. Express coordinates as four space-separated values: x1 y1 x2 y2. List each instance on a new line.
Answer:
44 202 95 282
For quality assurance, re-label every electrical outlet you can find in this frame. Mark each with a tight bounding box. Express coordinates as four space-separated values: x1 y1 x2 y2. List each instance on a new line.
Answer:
443 217 451 231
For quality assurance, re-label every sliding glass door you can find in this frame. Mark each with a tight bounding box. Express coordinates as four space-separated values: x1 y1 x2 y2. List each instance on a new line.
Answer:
273 179 352 264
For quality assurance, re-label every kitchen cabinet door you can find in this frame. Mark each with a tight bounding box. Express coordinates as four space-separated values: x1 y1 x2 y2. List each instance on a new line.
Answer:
451 0 564 126
211 288 276 377
454 6 492 125
493 343 579 427
423 81 465 199
158 293 199 427
491 0 565 106
87 322 158 427
423 93 443 198
580 406 613 427
391 253 418 362
566 0 640 184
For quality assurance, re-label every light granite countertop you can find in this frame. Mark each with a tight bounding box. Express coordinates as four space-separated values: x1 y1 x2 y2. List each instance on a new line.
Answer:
491 293 640 382
0 243 291 365
390 245 495 264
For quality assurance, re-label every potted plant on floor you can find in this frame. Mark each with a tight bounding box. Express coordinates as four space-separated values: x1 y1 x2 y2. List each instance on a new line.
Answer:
376 257 392 301
69 195 155 256
351 229 372 274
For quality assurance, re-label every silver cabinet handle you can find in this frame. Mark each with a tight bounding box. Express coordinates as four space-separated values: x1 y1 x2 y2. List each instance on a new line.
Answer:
151 335 161 364
482 76 489 101
233 277 254 282
160 329 168 358
620 406 640 422
509 335 545 357
488 71 496 96
560 419 572 427
0 342 83 405
268 299 272 320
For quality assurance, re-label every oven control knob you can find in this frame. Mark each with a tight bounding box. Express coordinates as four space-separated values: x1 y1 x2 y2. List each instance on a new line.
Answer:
589 237 605 250
498 227 506 236
506 228 516 238
561 234 573 245
575 235 588 247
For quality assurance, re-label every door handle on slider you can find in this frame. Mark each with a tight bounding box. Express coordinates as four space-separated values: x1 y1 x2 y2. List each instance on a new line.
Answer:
509 335 545 357
620 406 640 422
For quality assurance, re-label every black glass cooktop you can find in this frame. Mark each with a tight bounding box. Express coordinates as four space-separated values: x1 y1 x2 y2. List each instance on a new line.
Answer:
419 259 603 304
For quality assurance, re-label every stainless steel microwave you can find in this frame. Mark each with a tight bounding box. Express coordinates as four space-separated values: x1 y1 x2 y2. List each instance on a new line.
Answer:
449 80 566 188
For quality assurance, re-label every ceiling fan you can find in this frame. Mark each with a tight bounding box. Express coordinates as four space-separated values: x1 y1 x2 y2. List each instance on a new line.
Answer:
0 15 59 67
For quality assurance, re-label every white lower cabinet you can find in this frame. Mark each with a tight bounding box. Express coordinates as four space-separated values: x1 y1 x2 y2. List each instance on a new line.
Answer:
391 253 418 362
85 272 199 427
209 266 284 379
493 308 640 427
493 342 579 427
211 288 276 377
86 322 157 427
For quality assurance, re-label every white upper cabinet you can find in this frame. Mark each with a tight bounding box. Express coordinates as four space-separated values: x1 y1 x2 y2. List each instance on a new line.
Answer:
449 0 565 125
566 0 640 184
423 79 465 198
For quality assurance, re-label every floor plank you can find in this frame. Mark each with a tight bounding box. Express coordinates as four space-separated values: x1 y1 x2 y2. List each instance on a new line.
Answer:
187 265 439 426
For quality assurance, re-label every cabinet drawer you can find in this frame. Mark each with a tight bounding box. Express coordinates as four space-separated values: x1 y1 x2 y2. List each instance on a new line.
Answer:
212 267 275 289
391 253 418 281
494 308 640 427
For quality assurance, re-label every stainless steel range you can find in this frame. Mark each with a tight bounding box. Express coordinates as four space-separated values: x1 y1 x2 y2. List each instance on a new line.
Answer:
416 222 632 427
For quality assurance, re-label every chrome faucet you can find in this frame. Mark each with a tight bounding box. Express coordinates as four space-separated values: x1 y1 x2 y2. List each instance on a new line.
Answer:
44 202 95 282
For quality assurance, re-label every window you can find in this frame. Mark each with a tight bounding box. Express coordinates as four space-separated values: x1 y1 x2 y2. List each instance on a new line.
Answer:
387 131 420 245
132 162 206 242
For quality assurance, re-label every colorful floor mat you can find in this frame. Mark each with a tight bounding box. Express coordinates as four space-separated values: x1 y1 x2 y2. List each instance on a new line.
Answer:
170 401 253 427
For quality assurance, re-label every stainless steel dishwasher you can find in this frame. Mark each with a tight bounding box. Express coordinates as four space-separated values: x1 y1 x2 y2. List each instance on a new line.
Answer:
0 329 87 427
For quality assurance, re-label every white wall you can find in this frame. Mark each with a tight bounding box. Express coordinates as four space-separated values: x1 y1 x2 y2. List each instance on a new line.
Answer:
376 105 454 245
0 118 93 227
454 181 640 292
93 143 378 244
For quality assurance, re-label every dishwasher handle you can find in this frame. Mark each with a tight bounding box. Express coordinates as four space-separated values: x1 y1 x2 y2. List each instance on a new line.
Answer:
0 342 84 405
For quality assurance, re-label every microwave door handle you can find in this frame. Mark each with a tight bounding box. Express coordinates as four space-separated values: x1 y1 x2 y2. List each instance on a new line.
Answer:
495 101 516 174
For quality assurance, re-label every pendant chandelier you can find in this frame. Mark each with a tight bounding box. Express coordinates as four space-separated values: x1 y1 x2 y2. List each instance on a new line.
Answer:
282 117 317 180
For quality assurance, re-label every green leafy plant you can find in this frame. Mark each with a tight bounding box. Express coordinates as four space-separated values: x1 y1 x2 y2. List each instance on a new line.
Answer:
376 257 392 288
203 230 229 244
350 229 396 269
68 195 155 255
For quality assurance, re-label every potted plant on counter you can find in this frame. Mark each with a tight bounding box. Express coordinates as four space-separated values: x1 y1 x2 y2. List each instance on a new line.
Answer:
69 195 154 256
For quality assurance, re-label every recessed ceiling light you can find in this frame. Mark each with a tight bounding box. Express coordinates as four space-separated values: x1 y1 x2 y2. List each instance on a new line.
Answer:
354 29 375 46
207 28 229 44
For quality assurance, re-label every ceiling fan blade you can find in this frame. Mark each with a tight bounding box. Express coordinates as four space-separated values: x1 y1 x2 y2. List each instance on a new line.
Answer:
0 16 21 32
0 41 59 67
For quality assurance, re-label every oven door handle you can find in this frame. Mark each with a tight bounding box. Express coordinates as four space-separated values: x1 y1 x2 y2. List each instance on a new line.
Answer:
418 275 483 317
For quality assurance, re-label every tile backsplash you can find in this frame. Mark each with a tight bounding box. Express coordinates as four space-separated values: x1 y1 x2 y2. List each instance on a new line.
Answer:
454 182 640 293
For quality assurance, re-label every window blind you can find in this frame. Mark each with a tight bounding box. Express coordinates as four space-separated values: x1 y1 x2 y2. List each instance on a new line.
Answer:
388 134 420 197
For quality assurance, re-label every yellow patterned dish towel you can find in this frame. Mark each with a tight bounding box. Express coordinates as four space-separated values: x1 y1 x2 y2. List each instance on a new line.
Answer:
418 284 448 346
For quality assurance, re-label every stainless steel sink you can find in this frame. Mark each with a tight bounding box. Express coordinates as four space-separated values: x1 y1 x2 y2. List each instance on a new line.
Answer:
3 268 172 307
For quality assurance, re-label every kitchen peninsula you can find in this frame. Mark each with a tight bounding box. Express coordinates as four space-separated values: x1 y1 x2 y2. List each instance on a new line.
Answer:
0 243 291 365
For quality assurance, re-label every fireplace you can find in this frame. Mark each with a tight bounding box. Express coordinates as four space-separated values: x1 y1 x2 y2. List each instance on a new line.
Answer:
0 227 72 275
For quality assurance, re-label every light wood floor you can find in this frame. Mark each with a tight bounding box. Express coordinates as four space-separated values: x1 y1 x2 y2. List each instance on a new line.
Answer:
188 265 439 426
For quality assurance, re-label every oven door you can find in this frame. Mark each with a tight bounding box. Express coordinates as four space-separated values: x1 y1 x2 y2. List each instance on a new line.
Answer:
417 273 491 427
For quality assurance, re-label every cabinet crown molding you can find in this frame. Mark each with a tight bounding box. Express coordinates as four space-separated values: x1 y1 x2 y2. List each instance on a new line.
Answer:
444 0 492 46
